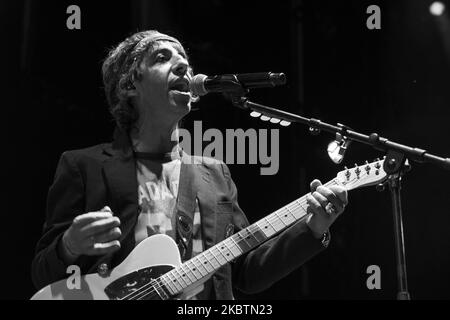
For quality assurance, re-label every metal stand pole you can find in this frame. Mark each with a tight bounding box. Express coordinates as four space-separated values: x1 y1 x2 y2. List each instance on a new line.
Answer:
387 173 411 300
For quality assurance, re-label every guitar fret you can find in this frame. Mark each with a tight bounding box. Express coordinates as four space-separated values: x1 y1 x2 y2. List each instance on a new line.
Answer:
197 255 212 275
206 249 221 269
192 257 208 277
265 216 278 231
167 272 182 293
179 265 195 284
242 227 265 246
274 211 288 226
227 237 243 256
199 253 215 272
280 207 296 224
295 199 308 215
285 203 300 220
186 260 201 281
153 279 169 300
218 241 236 261
172 268 188 288
161 274 177 295
233 233 251 252
269 214 285 230
212 246 228 264
257 219 277 237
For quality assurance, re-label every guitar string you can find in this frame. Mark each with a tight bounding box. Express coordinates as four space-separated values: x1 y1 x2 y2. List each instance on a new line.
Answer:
123 178 349 300
121 173 364 300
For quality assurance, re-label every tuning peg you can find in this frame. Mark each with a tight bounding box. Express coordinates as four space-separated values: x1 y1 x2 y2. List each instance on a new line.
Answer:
344 166 351 180
354 163 361 177
365 160 371 173
374 160 381 170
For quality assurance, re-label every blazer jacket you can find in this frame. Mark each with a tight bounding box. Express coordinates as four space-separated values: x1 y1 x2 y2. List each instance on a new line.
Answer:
32 129 326 299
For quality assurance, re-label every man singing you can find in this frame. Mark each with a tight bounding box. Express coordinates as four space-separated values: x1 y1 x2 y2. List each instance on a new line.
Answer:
31 30 348 299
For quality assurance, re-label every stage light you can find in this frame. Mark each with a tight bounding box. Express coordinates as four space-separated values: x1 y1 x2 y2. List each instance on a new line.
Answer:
430 2 445 16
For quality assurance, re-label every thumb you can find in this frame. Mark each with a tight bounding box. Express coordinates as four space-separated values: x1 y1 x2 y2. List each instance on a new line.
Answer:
310 179 322 192
101 206 112 213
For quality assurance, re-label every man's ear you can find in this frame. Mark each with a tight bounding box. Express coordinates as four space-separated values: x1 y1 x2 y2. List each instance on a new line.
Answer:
126 81 139 97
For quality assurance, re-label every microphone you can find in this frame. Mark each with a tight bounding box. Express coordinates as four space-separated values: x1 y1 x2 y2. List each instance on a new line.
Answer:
190 72 286 96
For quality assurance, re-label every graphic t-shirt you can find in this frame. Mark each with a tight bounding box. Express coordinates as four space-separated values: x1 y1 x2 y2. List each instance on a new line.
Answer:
134 151 211 299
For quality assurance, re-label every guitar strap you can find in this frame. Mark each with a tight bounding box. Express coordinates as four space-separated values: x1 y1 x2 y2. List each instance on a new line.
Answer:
175 159 198 261
177 213 194 262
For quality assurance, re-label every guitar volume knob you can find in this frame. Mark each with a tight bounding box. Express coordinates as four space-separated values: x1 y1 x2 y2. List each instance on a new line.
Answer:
97 263 109 277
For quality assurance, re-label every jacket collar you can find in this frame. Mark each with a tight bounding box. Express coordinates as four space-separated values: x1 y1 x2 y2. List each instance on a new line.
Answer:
102 127 134 160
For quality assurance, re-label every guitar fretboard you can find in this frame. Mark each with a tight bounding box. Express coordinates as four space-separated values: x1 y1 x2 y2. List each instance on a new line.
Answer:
158 179 337 297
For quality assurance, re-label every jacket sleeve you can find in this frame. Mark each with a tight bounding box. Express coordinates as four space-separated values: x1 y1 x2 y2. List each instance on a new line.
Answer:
31 152 87 290
221 163 327 294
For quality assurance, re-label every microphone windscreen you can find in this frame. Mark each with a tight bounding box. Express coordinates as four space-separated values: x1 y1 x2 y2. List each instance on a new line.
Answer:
190 74 208 96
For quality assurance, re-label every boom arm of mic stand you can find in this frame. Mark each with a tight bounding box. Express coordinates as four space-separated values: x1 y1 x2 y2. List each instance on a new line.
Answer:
231 96 450 170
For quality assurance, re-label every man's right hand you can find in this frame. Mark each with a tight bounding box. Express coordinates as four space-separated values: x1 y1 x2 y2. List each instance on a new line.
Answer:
59 206 121 263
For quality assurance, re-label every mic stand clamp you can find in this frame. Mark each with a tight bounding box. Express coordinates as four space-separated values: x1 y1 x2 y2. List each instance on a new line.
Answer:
229 95 249 110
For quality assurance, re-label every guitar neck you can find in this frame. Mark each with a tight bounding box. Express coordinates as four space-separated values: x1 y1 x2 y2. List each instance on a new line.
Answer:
159 179 339 297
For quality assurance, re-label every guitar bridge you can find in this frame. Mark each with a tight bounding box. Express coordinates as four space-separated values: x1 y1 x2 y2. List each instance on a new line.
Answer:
104 265 173 300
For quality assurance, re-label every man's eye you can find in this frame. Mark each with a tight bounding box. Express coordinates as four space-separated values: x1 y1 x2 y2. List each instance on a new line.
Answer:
155 54 169 63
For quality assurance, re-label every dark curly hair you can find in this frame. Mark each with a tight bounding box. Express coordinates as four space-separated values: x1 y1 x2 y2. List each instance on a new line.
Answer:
101 30 187 132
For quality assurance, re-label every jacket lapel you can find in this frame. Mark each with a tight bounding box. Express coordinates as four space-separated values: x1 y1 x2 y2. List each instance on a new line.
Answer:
175 153 201 259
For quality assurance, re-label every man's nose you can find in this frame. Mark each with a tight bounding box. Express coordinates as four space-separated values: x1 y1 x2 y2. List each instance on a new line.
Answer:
173 56 188 76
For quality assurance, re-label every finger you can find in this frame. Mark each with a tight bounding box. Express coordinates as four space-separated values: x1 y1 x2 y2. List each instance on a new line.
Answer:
87 240 121 256
329 185 349 206
100 206 112 213
306 194 327 216
80 217 121 237
310 179 322 193
312 191 329 208
72 211 113 228
316 186 344 213
93 227 122 243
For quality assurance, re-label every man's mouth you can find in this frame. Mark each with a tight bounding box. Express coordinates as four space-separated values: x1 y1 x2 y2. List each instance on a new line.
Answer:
169 80 190 94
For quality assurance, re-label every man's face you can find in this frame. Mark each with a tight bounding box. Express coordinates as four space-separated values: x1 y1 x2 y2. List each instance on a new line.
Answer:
133 41 193 125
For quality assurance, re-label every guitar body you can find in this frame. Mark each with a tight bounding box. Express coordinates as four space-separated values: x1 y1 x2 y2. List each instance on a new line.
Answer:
31 234 182 300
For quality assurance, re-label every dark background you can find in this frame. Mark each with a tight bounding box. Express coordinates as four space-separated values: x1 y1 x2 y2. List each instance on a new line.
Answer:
1 0 450 300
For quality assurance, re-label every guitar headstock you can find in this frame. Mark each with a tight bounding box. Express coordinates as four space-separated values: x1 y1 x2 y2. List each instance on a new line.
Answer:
335 158 387 191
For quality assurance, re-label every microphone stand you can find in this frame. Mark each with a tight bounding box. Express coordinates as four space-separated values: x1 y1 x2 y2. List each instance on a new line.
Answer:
229 95 450 300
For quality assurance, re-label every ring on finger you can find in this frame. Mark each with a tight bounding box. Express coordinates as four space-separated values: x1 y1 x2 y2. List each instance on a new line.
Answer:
325 202 338 216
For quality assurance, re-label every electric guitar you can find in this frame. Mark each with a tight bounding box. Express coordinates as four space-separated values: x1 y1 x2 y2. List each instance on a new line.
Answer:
31 159 387 300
